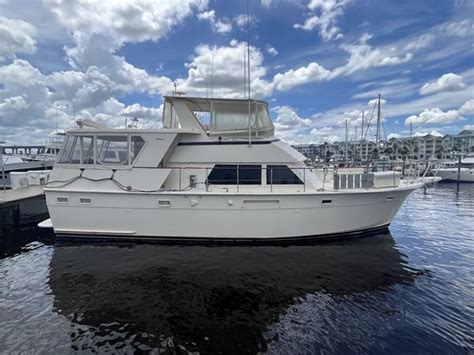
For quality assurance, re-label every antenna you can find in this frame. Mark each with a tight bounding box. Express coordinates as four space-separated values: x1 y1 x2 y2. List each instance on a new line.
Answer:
247 0 252 146
211 47 214 97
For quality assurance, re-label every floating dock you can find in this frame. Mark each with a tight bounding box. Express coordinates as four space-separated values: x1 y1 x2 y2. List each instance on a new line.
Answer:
0 186 45 207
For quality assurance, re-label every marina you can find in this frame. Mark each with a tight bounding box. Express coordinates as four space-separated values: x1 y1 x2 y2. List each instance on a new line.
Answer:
0 183 472 353
1 0 473 353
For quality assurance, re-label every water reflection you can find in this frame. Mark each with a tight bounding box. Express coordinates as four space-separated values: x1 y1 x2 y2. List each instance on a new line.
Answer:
0 196 51 257
49 233 416 353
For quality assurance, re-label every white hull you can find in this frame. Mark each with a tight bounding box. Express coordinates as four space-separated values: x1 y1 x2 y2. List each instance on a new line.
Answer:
45 185 418 241
437 168 474 182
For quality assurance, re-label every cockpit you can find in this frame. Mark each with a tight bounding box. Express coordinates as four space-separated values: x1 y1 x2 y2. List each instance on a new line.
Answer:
162 97 275 138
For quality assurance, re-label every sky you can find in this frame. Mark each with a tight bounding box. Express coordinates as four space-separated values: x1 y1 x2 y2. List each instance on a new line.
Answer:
0 0 473 145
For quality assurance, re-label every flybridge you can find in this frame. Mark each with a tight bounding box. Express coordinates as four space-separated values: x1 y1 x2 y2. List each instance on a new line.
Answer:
162 96 275 138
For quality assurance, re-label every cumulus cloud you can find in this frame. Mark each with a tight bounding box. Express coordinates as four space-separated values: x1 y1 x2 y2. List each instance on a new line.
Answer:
413 130 443 137
198 10 232 33
294 0 351 41
46 0 209 43
177 40 272 98
272 105 313 143
273 62 331 91
0 16 37 61
419 73 466 95
310 126 339 143
458 99 474 116
405 108 461 126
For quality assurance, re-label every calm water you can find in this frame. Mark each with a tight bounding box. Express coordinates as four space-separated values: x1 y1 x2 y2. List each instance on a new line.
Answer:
0 184 473 354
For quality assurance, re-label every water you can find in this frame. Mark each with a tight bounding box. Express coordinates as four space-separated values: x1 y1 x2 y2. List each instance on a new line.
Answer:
0 183 473 353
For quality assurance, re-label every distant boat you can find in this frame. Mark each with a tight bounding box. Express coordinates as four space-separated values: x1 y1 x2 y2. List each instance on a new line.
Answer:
436 155 474 182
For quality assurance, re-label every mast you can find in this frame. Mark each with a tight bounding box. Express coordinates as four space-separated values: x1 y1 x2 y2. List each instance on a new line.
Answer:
247 0 252 147
360 111 364 161
375 93 381 158
345 118 348 161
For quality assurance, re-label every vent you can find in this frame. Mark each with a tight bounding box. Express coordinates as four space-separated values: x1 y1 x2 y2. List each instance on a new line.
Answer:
158 200 171 207
80 198 91 204
321 199 332 205
385 196 395 202
57 197 68 203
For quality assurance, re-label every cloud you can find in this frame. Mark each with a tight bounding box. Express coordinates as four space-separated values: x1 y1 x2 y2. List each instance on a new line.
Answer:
233 14 257 29
273 62 331 91
331 33 413 77
419 73 466 95
443 19 473 37
0 15 37 61
413 130 443 137
387 133 401 140
46 0 209 43
310 126 339 143
273 105 313 143
198 10 232 33
177 40 272 98
266 46 278 56
458 99 474 116
405 108 461 126
294 0 351 41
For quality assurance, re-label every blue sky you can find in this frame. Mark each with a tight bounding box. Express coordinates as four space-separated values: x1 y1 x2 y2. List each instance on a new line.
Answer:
0 0 472 145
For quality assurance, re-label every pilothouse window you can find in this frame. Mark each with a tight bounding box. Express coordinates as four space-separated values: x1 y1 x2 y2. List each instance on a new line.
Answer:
58 134 145 165
58 135 93 164
97 136 128 165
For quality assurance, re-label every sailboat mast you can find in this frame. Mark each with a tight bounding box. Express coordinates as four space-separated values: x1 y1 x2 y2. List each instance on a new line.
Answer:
360 111 364 161
375 94 381 156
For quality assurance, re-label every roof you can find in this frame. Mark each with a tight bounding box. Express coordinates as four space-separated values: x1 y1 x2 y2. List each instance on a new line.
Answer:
456 129 474 137
164 95 268 107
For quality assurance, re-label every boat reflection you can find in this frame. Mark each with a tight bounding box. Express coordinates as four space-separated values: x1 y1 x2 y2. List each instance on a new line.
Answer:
49 232 417 353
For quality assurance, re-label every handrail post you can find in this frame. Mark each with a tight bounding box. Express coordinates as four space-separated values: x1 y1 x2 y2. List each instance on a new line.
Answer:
237 164 239 192
179 167 182 190
205 167 209 192
303 168 306 192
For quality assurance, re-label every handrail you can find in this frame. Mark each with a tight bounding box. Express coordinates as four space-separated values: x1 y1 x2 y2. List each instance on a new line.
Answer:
48 165 416 193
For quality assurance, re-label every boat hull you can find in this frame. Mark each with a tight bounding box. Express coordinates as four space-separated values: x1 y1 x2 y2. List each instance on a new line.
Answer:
437 168 474 182
45 185 418 241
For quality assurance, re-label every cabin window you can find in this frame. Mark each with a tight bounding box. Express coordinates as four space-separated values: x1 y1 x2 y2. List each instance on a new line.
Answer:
266 165 303 185
97 136 128 165
207 165 262 185
58 135 93 164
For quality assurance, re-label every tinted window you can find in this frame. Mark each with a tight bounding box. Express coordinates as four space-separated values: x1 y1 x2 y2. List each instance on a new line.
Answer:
266 165 303 184
208 165 261 185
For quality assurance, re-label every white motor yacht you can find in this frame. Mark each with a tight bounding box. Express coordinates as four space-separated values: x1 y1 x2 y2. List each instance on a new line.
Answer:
436 156 474 183
42 96 437 242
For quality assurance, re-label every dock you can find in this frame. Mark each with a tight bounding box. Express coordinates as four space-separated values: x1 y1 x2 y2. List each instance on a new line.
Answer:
0 186 45 207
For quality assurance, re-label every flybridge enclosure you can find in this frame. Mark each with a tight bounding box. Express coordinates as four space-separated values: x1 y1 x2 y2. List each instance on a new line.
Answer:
162 96 275 138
